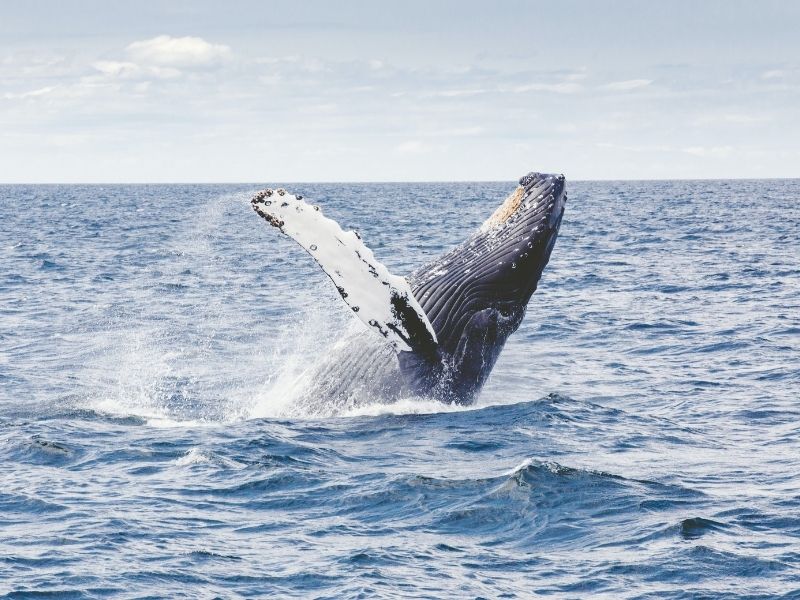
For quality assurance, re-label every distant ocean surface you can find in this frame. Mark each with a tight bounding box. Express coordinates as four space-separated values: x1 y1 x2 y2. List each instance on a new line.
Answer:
1 180 798 599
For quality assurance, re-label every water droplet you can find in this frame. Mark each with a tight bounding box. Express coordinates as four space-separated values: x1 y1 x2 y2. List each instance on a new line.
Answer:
310 244 317 251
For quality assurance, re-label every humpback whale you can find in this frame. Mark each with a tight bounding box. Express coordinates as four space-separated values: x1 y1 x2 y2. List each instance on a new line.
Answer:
251 171 566 412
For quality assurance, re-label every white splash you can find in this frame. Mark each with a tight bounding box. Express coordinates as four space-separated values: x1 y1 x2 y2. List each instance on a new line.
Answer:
340 396 475 418
174 448 212 465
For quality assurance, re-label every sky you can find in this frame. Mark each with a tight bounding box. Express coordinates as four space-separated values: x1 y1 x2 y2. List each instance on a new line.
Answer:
1 0 798 182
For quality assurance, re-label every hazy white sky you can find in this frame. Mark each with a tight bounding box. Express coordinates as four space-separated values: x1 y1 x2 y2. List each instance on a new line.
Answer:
1 0 798 182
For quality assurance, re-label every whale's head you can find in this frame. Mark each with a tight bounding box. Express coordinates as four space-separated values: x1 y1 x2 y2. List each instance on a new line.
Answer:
409 171 567 400
472 171 567 308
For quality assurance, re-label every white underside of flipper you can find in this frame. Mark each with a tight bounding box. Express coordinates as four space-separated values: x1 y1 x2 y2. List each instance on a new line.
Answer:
251 189 438 353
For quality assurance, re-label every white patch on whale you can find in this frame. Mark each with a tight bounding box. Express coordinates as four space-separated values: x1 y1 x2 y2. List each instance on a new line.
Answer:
251 189 437 353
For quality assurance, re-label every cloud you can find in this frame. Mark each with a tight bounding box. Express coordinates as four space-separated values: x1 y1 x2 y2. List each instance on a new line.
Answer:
85 35 230 82
91 60 180 79
125 35 231 68
693 113 771 126
599 79 652 91
595 142 674 153
0 54 72 79
554 123 578 133
92 60 139 77
395 140 434 154
682 145 734 158
562 71 588 82
761 69 785 80
437 126 484 136
2 86 56 100
431 88 488 97
1 82 98 103
512 82 582 94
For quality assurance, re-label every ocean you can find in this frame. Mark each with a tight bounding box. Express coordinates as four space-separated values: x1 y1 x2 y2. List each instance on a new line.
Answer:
1 180 798 598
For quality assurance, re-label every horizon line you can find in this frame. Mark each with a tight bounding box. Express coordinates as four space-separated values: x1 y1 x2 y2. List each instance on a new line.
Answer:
1 176 799 185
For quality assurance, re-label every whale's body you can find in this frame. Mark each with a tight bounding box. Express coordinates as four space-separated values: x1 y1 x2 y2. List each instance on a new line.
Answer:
252 172 567 413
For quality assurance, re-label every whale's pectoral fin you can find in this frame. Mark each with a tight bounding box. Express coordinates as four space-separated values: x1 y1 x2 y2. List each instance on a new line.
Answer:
251 189 438 355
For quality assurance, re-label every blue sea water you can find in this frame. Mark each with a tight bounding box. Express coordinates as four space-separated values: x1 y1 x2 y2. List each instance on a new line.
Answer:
1 179 799 598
